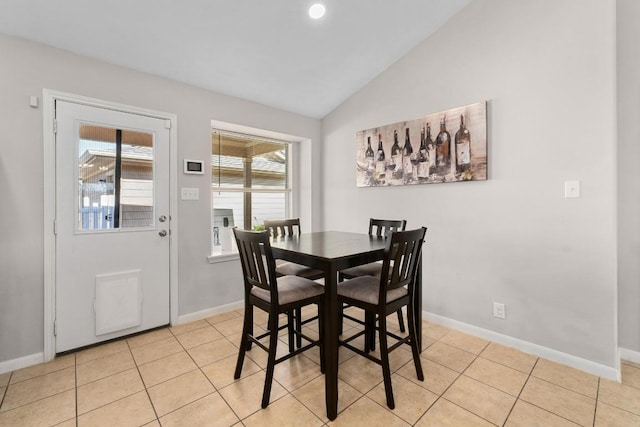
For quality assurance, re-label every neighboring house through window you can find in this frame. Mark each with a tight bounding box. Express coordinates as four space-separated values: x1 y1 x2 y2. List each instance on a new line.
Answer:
211 129 291 256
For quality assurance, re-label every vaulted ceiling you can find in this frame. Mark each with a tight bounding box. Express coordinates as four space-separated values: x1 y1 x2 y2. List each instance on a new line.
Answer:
0 0 470 118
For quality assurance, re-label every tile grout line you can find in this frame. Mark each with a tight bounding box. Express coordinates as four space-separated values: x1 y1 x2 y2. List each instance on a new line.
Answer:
282 390 326 426
516 358 594 427
391 367 441 427
0 371 11 410
593 376 600 427
410 333 480 426
618 364 640 390
529 374 599 400
500 357 538 427
74 353 78 427
232 310 327 422
359 393 412 426
439 340 505 427
6 353 85 388
592 376 640 420
449 338 602 405
187 324 246 425
172 316 252 424
126 339 161 425
396 328 454 426
516 399 584 426
474 352 537 377
283 322 365 421
0 367 77 415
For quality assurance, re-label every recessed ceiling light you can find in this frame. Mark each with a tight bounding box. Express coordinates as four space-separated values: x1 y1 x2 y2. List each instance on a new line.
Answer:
309 3 326 19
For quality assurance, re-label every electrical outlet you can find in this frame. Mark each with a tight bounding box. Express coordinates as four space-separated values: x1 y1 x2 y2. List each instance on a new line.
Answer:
493 302 506 319
564 180 580 198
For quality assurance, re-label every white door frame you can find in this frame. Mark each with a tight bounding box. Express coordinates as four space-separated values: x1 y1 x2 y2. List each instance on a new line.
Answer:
43 89 179 362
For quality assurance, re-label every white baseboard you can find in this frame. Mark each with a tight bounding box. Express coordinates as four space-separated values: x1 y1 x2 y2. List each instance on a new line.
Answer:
176 300 244 325
620 347 640 365
423 311 619 381
0 352 44 375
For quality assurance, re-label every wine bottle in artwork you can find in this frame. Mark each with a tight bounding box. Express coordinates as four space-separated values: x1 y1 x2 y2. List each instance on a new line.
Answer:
375 133 386 181
425 123 436 176
390 130 402 180
402 128 414 183
417 127 430 182
365 136 375 175
435 116 451 175
455 114 472 175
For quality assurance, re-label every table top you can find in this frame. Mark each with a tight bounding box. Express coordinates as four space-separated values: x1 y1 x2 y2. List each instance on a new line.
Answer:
270 231 386 263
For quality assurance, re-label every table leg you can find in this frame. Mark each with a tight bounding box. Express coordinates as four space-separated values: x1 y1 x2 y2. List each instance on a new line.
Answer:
323 264 339 420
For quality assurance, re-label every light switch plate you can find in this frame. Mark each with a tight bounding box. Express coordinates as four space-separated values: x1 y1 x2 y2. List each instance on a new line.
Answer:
181 187 199 200
564 180 580 198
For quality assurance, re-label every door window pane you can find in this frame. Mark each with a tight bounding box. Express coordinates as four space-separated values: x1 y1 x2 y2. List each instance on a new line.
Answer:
78 125 154 231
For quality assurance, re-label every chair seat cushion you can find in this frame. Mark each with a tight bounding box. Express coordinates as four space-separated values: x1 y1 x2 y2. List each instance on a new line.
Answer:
339 261 382 279
275 260 324 280
251 275 324 305
337 275 407 305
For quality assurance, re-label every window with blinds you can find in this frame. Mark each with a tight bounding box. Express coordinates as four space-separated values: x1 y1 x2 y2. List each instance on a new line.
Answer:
211 130 291 255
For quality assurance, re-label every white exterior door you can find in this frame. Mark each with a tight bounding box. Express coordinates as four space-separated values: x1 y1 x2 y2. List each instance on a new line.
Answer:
55 101 171 353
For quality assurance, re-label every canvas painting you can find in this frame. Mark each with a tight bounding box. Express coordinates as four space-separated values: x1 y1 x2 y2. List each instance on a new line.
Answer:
356 101 487 187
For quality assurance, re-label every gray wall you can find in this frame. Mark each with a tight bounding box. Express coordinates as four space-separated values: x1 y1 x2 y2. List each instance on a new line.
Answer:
617 0 640 352
321 0 618 367
0 34 322 363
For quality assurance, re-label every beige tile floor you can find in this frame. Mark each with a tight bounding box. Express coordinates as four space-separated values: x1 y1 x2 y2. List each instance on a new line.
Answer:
1 307 640 426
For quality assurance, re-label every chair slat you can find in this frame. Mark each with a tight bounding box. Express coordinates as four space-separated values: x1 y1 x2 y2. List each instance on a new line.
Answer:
264 218 302 237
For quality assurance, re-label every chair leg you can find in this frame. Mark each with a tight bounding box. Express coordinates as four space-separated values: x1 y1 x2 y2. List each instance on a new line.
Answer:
397 309 406 333
338 273 345 335
287 311 295 353
247 306 254 350
407 302 424 381
262 310 280 409
295 307 303 348
234 302 253 379
318 302 325 374
364 311 374 353
378 314 395 409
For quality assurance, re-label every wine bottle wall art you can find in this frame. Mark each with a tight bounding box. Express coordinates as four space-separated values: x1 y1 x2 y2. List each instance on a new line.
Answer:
355 101 487 187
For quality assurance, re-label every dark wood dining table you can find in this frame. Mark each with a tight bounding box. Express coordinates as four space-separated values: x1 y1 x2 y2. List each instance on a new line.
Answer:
270 231 422 420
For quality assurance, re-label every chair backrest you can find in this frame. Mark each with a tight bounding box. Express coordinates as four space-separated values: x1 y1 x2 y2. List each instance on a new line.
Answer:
369 218 407 238
233 228 278 299
379 227 427 303
264 218 302 237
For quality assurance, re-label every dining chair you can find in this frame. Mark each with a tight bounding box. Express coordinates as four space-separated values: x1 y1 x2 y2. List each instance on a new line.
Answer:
264 218 324 348
339 218 407 338
233 228 324 408
337 227 426 409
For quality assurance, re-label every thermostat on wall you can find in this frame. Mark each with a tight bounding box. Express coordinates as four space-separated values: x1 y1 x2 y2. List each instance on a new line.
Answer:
184 159 204 175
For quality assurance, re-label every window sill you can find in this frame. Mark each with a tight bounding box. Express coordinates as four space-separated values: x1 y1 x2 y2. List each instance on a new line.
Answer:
207 252 240 264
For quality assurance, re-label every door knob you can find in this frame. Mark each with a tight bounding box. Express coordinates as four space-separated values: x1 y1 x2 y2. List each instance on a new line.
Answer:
159 215 167 222
159 230 168 237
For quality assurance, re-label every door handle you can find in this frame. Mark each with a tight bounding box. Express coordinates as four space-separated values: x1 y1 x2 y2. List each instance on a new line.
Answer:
159 230 168 237
159 215 167 222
